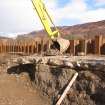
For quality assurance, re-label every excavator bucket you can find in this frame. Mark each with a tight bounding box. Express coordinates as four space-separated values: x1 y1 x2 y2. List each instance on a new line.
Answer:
51 37 70 53
57 38 70 53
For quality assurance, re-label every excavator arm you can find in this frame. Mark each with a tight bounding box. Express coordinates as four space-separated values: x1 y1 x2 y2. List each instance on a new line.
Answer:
31 0 70 53
31 0 59 38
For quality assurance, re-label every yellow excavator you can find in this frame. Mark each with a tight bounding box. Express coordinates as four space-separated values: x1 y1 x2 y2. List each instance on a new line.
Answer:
31 0 70 53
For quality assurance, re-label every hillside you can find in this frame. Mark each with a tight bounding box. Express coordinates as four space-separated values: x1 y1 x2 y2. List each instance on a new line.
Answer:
1 20 105 40
27 20 105 39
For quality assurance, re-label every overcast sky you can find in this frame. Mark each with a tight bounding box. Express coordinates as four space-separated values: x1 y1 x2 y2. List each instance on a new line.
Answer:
0 0 105 37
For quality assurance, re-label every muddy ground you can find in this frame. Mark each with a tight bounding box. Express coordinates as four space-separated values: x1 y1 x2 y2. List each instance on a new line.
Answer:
0 54 50 105
0 54 105 105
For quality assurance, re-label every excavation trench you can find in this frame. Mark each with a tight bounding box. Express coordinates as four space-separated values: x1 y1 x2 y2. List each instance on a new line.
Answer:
6 62 105 105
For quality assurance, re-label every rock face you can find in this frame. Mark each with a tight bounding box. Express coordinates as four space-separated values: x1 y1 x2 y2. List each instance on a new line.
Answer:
35 64 76 105
34 64 105 105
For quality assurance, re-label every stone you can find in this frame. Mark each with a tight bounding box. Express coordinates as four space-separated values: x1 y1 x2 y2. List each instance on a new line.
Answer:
47 59 64 66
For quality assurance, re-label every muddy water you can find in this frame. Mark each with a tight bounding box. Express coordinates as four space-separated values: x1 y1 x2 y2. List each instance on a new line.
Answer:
0 68 50 105
0 54 50 105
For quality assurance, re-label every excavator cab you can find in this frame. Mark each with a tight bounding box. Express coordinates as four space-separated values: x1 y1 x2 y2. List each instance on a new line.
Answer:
31 0 70 53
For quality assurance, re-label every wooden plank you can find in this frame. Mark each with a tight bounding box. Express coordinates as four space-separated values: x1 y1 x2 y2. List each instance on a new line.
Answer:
56 72 78 105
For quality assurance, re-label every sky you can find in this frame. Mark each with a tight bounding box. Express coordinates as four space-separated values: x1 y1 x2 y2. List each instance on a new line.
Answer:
0 0 105 37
